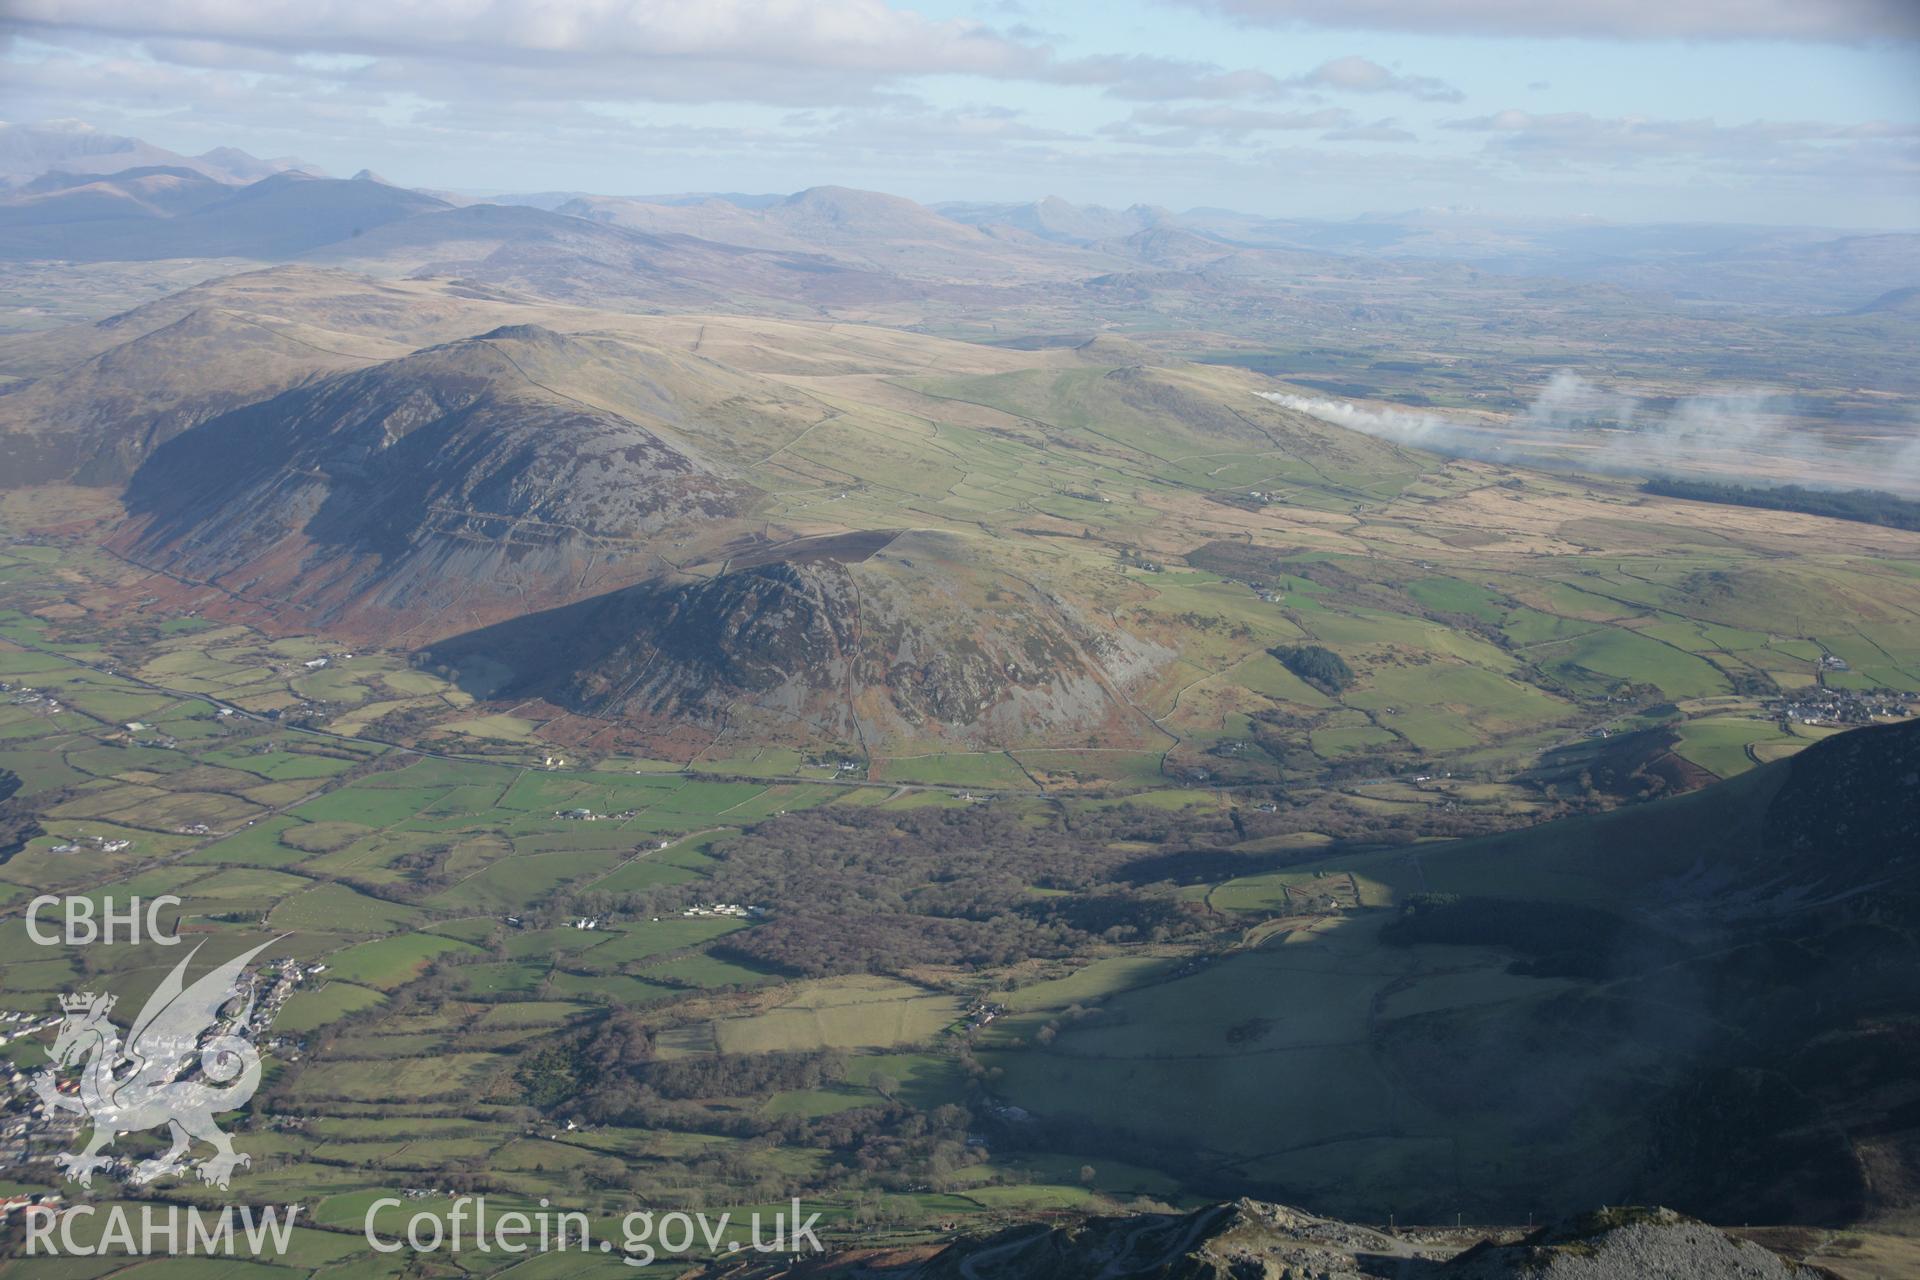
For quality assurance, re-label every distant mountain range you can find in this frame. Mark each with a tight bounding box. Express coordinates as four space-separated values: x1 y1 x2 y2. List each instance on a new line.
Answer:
0 168 443 259
2 122 1915 312
6 164 1912 341
0 120 316 185
935 195 1172 245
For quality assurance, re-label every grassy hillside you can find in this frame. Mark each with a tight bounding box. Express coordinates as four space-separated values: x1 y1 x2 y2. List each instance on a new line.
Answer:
2 269 1915 781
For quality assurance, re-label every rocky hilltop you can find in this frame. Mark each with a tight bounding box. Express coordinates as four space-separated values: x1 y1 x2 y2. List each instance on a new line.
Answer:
700 1201 1831 1279
423 528 1173 749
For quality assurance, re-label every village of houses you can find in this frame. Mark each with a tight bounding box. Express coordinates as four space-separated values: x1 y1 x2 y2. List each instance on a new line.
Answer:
1765 684 1914 729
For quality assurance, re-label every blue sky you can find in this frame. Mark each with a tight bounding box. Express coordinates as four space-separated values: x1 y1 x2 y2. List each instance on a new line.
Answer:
2 0 1916 225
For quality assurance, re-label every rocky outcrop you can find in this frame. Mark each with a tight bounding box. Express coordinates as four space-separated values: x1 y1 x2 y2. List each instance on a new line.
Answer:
423 531 1172 748
699 1201 1828 1279
1440 1208 1826 1279
928 1203 1831 1279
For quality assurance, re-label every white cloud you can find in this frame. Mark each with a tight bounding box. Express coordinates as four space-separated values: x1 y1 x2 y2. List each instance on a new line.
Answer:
8 3 1465 111
1442 108 1920 180
1049 55 1290 102
1168 0 1920 42
6 0 1046 76
1291 55 1460 102
1115 104 1353 132
1068 52 1460 104
1451 110 1920 145
1097 103 1424 148
1320 120 1415 143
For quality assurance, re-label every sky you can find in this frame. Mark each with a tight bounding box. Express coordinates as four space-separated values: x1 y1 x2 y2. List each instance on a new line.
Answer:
2 0 1917 226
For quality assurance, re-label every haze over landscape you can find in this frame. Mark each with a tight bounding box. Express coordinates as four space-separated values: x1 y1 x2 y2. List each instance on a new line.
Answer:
0 3 1916 1278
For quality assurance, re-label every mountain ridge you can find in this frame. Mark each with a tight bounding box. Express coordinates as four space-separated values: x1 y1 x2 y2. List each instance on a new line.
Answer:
111 324 764 638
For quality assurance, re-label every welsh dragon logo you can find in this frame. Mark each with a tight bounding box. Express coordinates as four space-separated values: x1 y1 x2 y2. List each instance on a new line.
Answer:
33 938 279 1190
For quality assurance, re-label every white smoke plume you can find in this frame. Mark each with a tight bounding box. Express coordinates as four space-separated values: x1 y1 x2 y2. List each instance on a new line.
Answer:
1256 374 1920 497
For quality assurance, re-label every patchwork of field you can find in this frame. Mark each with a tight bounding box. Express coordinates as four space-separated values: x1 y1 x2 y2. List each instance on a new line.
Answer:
0 689 1210 1261
0 566 1190 1249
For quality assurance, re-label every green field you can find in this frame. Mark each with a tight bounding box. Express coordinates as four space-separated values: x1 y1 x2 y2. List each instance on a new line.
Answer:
711 976 964 1053
277 981 388 1032
325 932 482 989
